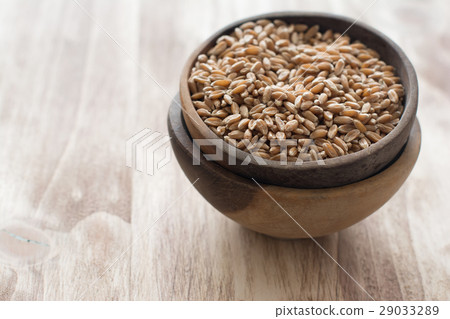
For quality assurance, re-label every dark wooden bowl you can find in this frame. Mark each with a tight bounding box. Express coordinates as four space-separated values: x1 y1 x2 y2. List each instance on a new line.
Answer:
168 97 421 239
179 12 418 188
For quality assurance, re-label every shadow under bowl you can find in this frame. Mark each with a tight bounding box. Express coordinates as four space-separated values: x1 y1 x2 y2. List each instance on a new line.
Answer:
179 12 418 188
168 97 421 239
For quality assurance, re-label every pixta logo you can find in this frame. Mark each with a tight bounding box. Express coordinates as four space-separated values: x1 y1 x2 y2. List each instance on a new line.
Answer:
126 129 171 175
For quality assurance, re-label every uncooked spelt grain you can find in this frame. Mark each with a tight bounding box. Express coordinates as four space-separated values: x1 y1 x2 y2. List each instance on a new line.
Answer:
189 19 405 161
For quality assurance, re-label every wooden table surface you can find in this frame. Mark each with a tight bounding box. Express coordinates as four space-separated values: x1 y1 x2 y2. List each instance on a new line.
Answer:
0 0 449 301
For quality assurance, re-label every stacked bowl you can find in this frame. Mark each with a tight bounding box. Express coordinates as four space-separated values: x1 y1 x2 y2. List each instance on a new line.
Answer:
168 12 420 238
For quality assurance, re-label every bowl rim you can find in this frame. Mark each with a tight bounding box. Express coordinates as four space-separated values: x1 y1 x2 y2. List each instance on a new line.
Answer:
179 11 418 170
169 99 421 193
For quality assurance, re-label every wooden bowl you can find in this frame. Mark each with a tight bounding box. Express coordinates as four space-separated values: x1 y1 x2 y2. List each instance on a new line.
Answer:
168 97 421 239
179 12 418 188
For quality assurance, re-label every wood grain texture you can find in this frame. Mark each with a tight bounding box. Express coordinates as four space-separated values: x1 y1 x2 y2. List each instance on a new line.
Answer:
0 0 449 300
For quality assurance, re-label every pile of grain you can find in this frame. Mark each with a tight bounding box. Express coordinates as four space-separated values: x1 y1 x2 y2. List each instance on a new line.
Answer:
188 19 404 161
